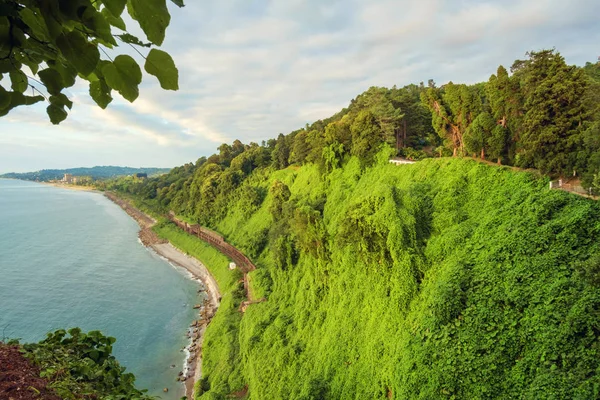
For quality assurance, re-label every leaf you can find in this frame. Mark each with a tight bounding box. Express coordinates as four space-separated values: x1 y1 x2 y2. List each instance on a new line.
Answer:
47 61 77 88
80 7 116 46
0 91 44 117
9 70 28 93
145 49 178 90
19 8 51 42
0 17 9 56
0 85 10 110
89 79 113 109
56 30 100 77
0 59 19 74
129 0 170 46
102 55 142 102
101 7 126 31
170 0 185 6
102 0 127 17
50 93 73 110
38 68 64 95
47 103 68 124
38 1 63 39
116 33 151 47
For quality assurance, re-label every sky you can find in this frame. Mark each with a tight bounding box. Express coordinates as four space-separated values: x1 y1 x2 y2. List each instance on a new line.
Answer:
1 0 599 173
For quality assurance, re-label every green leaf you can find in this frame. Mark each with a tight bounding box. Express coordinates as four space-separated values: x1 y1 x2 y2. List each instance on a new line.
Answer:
145 48 178 90
38 68 64 95
101 7 126 31
102 55 142 102
9 70 28 93
102 0 127 17
50 93 73 110
170 0 185 7
47 103 68 124
0 91 44 117
81 7 116 46
89 79 113 109
38 2 63 39
129 0 170 46
56 30 100 77
47 62 77 88
0 85 10 110
116 33 151 47
0 59 19 74
0 17 9 57
19 8 51 42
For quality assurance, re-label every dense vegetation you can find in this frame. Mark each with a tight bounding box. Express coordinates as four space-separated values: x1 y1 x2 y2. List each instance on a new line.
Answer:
0 166 170 181
111 51 600 199
8 329 153 399
110 50 600 400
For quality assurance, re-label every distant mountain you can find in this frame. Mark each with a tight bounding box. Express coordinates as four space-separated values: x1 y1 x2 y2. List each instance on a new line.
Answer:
0 166 172 181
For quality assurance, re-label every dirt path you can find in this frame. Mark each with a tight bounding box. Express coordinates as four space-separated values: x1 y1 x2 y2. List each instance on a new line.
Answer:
0 343 61 400
104 193 220 399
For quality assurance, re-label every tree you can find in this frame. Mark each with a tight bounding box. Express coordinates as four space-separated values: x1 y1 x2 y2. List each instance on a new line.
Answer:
289 130 310 165
512 50 588 175
350 109 385 165
463 111 496 160
0 0 183 124
421 83 481 156
354 86 403 150
389 84 433 149
271 133 291 169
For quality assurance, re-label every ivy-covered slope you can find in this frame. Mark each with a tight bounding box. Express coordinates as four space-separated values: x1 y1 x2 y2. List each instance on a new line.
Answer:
169 156 600 399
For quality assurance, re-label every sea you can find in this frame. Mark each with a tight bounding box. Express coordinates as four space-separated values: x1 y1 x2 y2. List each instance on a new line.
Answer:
0 178 202 399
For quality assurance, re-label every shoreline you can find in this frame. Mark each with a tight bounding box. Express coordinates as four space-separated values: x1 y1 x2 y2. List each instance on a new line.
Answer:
105 192 221 399
40 182 101 193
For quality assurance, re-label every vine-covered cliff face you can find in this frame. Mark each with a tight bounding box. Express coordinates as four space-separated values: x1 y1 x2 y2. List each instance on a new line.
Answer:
149 156 600 399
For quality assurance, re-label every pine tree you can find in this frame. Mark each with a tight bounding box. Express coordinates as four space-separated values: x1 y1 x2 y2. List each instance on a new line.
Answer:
512 50 588 175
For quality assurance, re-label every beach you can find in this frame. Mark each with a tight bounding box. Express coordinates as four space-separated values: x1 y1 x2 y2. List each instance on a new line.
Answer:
41 182 101 192
104 192 221 399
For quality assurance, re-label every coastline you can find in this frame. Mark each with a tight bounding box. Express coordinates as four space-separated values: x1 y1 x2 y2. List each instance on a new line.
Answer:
40 182 101 193
104 192 221 399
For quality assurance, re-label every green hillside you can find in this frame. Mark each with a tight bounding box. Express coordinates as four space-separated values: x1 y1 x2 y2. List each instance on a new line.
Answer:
122 155 600 399
108 50 600 399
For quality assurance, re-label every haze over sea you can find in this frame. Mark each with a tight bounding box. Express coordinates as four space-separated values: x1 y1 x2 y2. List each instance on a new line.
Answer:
0 178 200 399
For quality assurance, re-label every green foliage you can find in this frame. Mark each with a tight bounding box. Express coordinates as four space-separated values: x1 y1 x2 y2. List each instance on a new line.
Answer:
21 328 153 399
106 51 600 399
513 50 588 175
145 49 179 90
0 0 182 123
131 154 600 399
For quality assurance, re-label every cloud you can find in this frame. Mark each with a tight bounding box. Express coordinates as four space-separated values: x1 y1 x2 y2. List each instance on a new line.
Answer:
1 0 599 172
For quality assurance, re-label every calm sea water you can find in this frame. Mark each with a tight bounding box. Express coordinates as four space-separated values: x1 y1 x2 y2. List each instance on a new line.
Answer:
0 179 201 399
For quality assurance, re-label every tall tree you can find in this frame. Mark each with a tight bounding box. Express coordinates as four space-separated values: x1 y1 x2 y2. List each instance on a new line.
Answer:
421 83 481 156
354 87 403 150
463 111 496 160
350 110 386 165
512 50 588 175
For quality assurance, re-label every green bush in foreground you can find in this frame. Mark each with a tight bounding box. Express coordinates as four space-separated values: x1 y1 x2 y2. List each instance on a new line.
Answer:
21 328 154 400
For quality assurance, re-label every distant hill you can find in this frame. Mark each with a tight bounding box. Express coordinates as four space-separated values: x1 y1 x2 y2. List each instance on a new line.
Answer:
0 166 172 181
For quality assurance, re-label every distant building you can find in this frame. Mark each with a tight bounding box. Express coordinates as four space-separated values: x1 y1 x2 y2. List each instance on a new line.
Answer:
134 172 148 179
62 173 74 184
389 158 416 165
